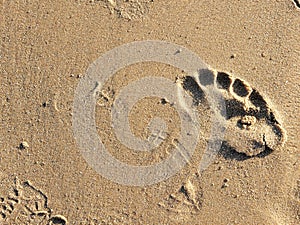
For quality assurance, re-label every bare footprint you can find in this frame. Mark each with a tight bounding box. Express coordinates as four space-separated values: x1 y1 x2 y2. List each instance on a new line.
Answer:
183 68 286 157
161 68 287 214
214 70 286 157
0 177 67 225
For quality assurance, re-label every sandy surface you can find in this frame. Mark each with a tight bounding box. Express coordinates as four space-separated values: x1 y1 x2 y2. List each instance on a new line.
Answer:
1 0 300 224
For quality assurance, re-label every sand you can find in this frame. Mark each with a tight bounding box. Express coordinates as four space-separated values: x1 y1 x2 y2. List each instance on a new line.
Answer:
1 0 300 224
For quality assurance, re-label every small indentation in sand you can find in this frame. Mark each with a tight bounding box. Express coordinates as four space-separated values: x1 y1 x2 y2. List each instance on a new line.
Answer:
159 174 202 214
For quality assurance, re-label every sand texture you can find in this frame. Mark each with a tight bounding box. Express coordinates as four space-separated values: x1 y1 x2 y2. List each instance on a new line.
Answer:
1 0 300 224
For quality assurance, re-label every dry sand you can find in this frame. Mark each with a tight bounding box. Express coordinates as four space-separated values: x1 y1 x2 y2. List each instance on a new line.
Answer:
1 0 300 224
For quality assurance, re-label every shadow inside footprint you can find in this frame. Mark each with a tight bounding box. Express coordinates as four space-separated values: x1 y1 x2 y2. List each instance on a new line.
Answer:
182 76 205 105
217 72 232 90
198 69 215 86
232 78 251 97
224 99 248 119
248 89 270 118
218 141 273 161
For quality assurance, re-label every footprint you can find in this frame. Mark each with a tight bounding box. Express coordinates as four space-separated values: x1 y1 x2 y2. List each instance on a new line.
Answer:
158 173 203 214
0 177 67 225
183 68 286 157
160 69 287 214
215 70 286 156
84 0 152 20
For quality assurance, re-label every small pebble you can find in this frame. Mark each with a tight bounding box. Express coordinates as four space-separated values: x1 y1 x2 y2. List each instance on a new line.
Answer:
221 183 229 188
20 141 29 149
175 49 182 54
42 102 49 107
230 54 236 59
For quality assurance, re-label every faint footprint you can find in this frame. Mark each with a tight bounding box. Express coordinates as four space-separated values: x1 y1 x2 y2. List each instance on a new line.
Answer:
0 177 67 225
158 173 203 214
0 192 18 222
183 68 286 157
84 0 152 20
106 0 151 20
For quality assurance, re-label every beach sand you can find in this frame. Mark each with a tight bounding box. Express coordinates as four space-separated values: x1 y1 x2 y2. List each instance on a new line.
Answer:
1 0 300 224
